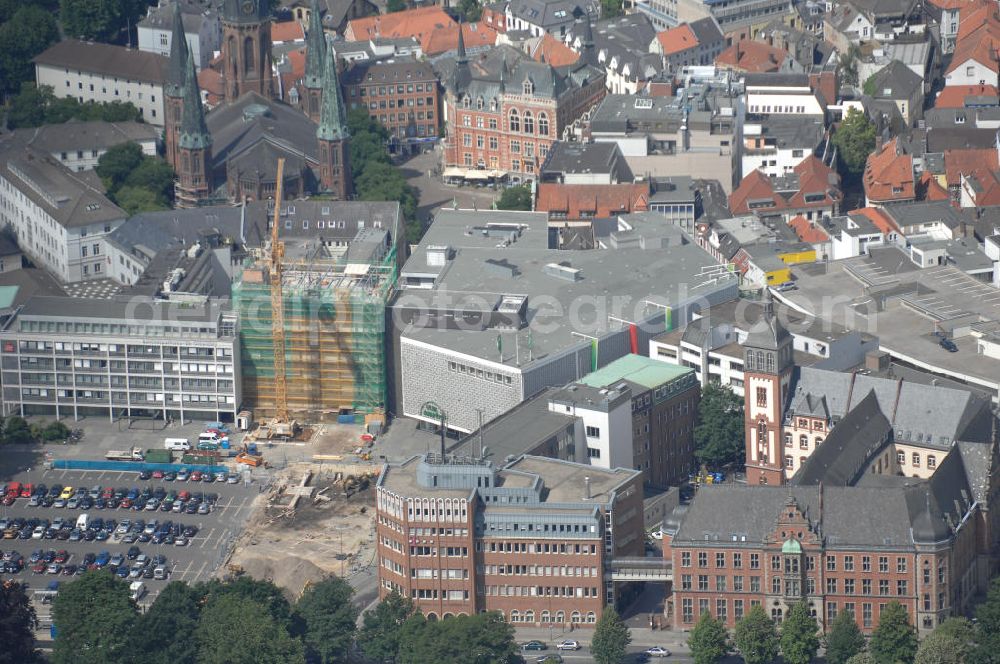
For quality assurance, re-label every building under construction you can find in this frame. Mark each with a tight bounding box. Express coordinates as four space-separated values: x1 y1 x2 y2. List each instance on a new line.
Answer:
232 200 403 422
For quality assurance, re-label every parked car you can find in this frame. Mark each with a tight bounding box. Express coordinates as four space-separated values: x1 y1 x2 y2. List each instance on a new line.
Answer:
646 647 671 658
522 641 547 651
556 641 579 651
940 338 959 353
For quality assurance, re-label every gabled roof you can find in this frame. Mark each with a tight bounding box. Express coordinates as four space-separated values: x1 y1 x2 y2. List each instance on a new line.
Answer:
422 22 498 56
868 60 922 100
917 171 952 201
657 24 698 56
944 147 1000 186
33 39 168 84
962 169 1000 206
715 40 787 73
864 137 915 203
730 156 841 214
532 33 580 66
934 85 1000 109
848 206 900 234
535 183 650 219
788 214 831 243
346 5 452 42
271 19 306 43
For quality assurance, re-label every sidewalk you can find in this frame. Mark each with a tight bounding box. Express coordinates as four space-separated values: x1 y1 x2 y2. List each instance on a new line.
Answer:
513 624 692 655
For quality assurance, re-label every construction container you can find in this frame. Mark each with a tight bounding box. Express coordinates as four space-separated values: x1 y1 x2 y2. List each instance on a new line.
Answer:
144 449 173 464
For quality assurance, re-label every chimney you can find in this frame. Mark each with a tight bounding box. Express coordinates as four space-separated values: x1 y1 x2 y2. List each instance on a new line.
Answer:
584 476 592 499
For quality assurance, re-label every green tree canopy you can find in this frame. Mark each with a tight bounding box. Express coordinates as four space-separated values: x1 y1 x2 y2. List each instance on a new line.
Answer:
591 606 631 664
847 654 877 664
96 142 145 191
869 601 917 664
197 576 293 627
194 593 304 664
826 610 867 664
397 612 519 664
292 577 358 663
832 107 877 178
40 421 70 442
495 184 532 210
51 570 138 664
600 0 622 18
458 0 482 21
4 416 34 444
127 581 201 664
59 0 147 42
781 601 820 664
972 577 1000 664
96 142 175 212
915 617 974 664
5 84 142 129
0 580 37 664
0 6 59 99
688 611 730 664
733 604 779 664
114 186 169 216
359 592 416 663
694 383 745 468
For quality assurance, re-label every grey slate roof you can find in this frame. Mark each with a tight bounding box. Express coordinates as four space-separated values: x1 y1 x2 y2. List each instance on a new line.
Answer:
506 0 589 31
792 390 892 486
566 13 662 83
540 142 633 181
33 40 169 85
868 60 922 100
785 365 993 448
4 121 158 156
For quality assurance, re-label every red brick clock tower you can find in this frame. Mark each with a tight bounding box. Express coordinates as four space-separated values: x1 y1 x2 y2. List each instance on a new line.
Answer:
743 291 794 485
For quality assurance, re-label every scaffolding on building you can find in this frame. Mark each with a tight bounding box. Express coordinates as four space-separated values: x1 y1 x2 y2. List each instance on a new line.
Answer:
232 222 398 423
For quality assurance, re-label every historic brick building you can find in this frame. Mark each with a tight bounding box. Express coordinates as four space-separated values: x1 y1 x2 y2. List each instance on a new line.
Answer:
435 22 605 183
663 295 1000 637
376 454 644 625
342 58 441 155
220 0 274 102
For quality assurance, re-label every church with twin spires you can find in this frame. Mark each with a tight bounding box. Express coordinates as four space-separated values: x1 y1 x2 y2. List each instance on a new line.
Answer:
163 0 352 206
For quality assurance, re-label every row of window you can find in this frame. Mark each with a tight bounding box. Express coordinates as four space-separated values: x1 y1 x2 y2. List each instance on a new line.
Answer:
447 361 513 385
506 610 596 624
459 110 551 137
680 551 913 575
483 586 600 598
482 564 599 577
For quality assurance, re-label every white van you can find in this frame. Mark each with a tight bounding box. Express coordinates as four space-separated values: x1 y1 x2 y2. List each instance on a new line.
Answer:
129 581 146 601
164 438 191 451
76 514 89 530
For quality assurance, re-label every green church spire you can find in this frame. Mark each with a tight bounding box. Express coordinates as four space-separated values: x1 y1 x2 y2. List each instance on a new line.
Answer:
304 0 326 89
316 48 348 141
178 51 212 150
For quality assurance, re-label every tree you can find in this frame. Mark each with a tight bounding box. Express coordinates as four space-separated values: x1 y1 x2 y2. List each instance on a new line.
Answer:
458 0 482 21
591 607 631 664
59 0 130 42
688 612 730 664
869 601 917 664
4 84 142 128
733 604 779 664
292 577 358 664
194 593 304 664
40 421 70 442
838 44 861 88
51 570 137 664
915 618 975 664
847 655 877 664
600 0 622 18
972 577 1000 664
0 580 37 664
359 592 416 663
114 186 169 215
781 601 820 664
97 143 146 192
397 612 519 664
127 582 201 664
693 383 744 468
124 158 176 204
3 416 34 444
826 610 867 664
386 0 406 11
832 107 876 179
197 576 293 627
0 6 59 99
495 184 532 211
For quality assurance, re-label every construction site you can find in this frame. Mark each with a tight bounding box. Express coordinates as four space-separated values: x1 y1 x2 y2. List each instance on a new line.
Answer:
231 171 403 424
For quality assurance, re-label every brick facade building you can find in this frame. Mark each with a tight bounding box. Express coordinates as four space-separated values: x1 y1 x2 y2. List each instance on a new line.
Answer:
663 295 1000 637
342 58 440 154
376 454 644 625
436 33 605 183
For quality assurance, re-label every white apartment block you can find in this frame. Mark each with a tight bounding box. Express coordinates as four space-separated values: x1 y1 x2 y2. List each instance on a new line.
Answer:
0 297 240 423
34 40 169 127
138 0 221 70
0 148 127 284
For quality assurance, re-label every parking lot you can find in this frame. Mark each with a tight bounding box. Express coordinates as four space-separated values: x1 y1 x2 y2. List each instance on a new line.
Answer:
1 464 259 621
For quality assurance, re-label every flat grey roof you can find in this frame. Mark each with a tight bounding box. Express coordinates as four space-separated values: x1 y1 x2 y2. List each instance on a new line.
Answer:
15 295 228 324
396 209 738 363
503 455 640 504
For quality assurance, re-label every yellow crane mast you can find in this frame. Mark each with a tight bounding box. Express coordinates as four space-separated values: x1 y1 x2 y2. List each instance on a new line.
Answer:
270 158 289 422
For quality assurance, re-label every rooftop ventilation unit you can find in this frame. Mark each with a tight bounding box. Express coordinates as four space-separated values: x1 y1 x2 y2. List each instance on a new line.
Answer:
543 262 582 282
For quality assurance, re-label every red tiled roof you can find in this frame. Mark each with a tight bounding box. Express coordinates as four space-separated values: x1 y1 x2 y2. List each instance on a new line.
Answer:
787 155 842 209
197 67 224 107
928 0 973 9
788 215 830 243
848 207 901 235
729 169 782 214
346 6 453 42
935 85 999 108
422 22 497 56
944 147 1000 186
535 183 650 219
271 20 305 43
730 157 841 214
947 3 1000 73
532 33 579 67
715 40 786 73
967 169 1000 205
863 138 915 203
917 172 952 201
657 25 698 56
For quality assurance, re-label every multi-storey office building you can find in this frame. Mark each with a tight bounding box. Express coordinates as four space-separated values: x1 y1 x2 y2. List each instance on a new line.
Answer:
341 57 440 154
376 453 644 624
0 296 240 422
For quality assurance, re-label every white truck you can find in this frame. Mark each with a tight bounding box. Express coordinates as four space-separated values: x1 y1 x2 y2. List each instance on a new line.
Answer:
129 581 146 601
105 447 144 461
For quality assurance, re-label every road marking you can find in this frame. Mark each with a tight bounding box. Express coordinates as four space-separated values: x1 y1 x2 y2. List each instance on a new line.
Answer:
193 560 207 582
200 528 216 549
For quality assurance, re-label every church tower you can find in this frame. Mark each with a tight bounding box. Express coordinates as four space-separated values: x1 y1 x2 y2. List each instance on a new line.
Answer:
164 1 189 171
175 52 213 208
316 48 352 199
743 291 795 485
221 0 273 103
302 0 326 123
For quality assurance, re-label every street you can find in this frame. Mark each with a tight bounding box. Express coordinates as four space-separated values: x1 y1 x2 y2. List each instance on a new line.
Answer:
397 147 506 224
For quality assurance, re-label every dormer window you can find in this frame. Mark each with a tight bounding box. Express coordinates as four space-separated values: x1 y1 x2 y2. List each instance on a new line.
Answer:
523 79 533 95
476 96 484 109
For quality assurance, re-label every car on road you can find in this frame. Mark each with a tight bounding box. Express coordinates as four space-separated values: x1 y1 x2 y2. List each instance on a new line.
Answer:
645 647 671 658
522 641 547 651
535 656 562 664
556 641 580 651
227 474 239 484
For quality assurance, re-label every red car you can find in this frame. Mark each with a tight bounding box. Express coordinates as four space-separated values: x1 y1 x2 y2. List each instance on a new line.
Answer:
120 498 132 509
54 550 69 563
152 470 164 479
102 487 114 500
32 562 46 574
178 491 191 502
1 494 15 506
190 471 203 482
19 484 33 498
